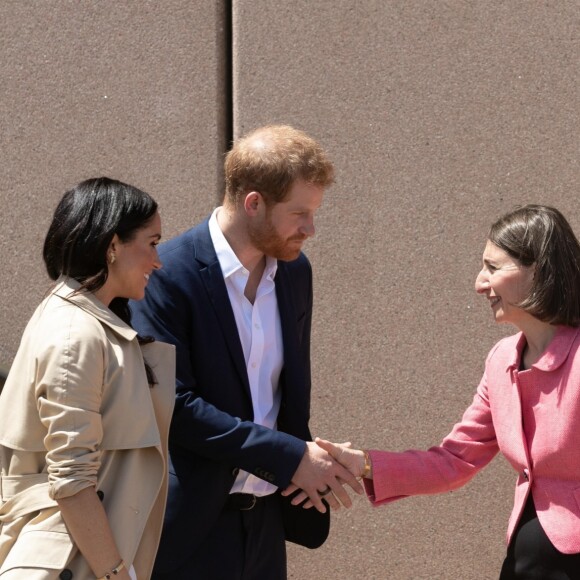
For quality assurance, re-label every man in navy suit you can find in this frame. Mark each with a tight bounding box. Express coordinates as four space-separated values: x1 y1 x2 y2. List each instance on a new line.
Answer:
131 125 362 580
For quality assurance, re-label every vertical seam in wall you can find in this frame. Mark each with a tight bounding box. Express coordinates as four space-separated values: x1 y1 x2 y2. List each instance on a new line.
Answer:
224 0 233 150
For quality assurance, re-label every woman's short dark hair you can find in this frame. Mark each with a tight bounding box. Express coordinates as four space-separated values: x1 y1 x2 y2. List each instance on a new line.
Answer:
43 177 158 328
489 204 580 326
44 176 157 287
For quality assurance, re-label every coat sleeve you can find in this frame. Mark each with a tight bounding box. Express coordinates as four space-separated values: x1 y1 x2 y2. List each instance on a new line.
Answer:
365 361 500 506
130 242 307 489
35 307 106 500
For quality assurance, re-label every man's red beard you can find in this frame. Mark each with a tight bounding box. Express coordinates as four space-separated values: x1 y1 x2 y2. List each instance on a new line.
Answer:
248 214 306 262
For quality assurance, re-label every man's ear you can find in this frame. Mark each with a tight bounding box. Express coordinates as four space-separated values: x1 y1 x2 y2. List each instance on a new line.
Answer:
243 191 263 216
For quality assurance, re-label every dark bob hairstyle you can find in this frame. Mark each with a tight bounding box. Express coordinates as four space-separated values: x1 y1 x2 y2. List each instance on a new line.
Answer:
43 177 158 325
489 204 580 327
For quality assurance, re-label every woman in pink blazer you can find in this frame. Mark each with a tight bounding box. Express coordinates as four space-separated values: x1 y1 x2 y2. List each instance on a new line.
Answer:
302 205 580 578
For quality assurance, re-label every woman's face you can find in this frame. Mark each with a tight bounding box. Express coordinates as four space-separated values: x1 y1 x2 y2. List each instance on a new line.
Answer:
106 211 162 302
475 240 534 327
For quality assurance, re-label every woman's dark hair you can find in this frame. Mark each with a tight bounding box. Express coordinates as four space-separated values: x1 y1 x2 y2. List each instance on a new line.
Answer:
43 177 159 381
489 204 580 326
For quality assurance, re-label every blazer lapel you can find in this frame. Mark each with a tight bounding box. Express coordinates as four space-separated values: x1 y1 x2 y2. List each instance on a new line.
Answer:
275 265 303 386
195 222 251 398
276 266 293 348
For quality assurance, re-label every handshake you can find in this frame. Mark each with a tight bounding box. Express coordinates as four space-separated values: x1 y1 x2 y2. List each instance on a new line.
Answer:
282 437 372 514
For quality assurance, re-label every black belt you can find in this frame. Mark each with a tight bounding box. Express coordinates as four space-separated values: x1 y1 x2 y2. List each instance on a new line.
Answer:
225 493 269 511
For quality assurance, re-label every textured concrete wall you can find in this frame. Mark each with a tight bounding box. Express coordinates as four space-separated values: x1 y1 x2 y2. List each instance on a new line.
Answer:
1 1 578 579
233 2 578 579
0 0 227 366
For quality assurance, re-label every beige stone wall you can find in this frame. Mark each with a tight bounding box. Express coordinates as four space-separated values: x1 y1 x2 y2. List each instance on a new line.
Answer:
233 2 578 578
0 1 227 365
1 2 578 578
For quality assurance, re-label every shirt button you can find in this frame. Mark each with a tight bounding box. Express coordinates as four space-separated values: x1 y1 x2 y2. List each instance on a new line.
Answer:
251 362 256 368
522 469 529 481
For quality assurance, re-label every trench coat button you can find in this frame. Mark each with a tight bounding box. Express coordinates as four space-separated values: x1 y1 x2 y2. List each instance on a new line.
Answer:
232 468 240 477
97 490 105 501
59 570 73 580
522 469 529 481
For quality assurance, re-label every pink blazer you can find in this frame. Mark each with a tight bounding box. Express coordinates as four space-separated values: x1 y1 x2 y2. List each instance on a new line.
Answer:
366 325 580 554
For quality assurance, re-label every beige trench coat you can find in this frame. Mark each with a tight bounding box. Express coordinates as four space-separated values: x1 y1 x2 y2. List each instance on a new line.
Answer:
0 278 175 579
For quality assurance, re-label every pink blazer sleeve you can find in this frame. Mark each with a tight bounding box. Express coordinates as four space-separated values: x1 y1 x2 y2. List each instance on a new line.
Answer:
364 365 501 506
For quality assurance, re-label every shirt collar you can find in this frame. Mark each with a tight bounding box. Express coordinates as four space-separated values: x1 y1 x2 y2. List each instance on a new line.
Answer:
208 207 278 281
509 325 579 372
52 276 138 341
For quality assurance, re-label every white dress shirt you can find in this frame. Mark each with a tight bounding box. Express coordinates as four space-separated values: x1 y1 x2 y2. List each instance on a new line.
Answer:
208 208 284 496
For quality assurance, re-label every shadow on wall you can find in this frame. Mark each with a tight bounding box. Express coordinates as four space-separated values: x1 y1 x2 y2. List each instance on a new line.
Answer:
0 366 8 394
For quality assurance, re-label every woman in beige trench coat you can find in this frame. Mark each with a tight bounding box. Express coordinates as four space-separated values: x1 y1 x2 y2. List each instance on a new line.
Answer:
0 177 175 580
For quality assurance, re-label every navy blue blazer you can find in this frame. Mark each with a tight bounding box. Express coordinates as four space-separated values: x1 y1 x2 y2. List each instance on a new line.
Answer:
131 218 328 573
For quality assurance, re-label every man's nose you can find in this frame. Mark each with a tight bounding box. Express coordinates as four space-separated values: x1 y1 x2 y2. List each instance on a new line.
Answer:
301 218 315 238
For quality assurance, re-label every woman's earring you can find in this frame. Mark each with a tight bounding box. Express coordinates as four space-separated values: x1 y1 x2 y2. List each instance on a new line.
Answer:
109 253 116 265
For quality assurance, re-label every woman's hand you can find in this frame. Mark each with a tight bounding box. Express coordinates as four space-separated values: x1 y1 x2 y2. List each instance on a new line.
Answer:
57 486 131 579
283 438 370 509
315 437 368 478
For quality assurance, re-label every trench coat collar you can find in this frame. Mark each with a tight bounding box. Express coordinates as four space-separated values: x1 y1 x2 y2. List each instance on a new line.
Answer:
506 325 579 372
52 276 138 342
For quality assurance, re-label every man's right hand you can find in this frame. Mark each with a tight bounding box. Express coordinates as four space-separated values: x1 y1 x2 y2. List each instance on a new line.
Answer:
281 441 364 513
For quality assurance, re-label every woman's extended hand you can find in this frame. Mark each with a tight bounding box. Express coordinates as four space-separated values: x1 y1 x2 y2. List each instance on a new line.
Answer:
283 438 370 509
315 437 367 478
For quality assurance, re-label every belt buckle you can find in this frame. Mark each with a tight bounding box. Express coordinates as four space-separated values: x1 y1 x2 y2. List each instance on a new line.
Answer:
240 494 257 510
